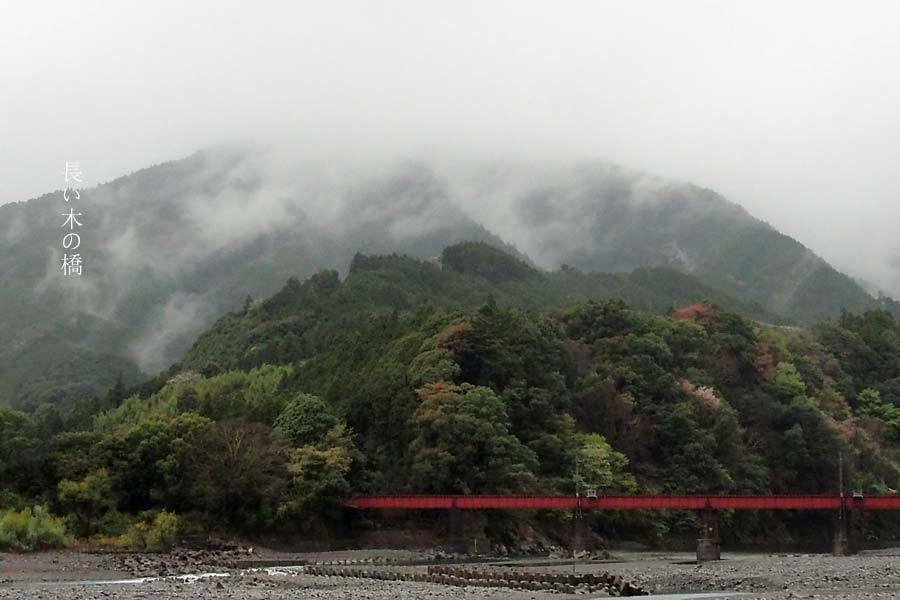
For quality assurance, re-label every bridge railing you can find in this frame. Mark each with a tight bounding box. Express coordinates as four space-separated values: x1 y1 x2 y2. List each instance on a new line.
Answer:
345 494 900 511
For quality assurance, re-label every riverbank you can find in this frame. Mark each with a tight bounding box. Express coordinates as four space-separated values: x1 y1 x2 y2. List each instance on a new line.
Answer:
0 547 897 598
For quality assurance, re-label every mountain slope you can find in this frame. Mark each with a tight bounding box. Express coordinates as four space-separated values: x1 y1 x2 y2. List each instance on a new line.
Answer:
2 149 892 410
0 149 512 410
450 161 884 324
174 243 780 376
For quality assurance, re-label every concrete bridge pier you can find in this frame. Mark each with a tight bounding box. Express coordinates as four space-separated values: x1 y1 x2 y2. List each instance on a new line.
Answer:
447 506 468 554
832 509 852 556
571 509 587 556
696 508 721 562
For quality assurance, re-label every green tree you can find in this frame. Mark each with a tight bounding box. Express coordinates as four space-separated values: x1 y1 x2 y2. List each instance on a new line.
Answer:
280 424 359 515
101 413 213 511
273 393 339 447
575 433 636 493
57 469 116 537
0 407 42 496
772 362 807 400
408 382 538 493
858 387 900 438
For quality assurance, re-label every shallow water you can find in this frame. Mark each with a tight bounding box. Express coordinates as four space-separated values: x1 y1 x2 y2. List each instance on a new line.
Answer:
72 572 232 586
60 565 309 586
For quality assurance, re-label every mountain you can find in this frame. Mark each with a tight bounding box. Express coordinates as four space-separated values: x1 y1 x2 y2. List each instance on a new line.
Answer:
0 148 512 410
448 161 886 324
0 147 892 411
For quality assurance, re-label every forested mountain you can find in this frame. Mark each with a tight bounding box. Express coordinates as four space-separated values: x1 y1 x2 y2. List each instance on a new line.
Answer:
3 243 898 549
454 161 889 324
0 149 514 410
1 148 894 413
173 243 780 376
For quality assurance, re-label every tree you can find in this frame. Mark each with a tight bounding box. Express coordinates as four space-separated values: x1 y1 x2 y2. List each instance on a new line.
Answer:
774 396 845 492
408 382 538 493
576 433 636 493
104 373 127 409
187 420 287 527
57 469 116 537
858 388 884 415
100 413 213 511
273 393 339 447
771 362 807 401
201 360 222 378
280 424 359 516
0 407 41 496
858 387 900 439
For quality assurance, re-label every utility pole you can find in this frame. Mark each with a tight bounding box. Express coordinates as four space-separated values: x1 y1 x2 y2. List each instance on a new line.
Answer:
838 450 845 522
572 453 583 564
838 450 846 521
839 451 844 500
575 454 580 498
834 451 849 556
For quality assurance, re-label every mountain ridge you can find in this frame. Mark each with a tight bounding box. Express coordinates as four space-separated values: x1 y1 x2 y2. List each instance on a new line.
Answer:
1 147 894 411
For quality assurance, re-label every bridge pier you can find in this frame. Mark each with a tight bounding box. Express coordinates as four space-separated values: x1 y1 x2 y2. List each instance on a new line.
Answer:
832 509 853 556
696 509 720 562
571 509 587 556
447 506 468 554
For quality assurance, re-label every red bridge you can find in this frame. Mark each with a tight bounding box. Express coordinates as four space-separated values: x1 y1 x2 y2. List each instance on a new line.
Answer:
346 494 900 511
346 494 900 560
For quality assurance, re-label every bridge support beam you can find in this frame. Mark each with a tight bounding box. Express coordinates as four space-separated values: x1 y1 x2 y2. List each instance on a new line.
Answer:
696 509 720 562
571 509 587 557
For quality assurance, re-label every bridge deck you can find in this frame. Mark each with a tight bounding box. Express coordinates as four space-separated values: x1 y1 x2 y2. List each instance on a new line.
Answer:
346 494 900 511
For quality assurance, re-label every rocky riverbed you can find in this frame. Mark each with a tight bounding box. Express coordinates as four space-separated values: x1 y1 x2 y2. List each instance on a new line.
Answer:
0 548 897 599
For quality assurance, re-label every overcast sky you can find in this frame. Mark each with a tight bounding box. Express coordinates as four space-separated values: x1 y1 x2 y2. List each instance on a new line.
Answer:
3 1 899 291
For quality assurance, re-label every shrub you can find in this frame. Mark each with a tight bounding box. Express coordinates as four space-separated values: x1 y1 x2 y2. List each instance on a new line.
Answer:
96 509 129 537
145 511 180 551
0 506 70 550
92 511 181 552
121 521 150 550
0 489 24 511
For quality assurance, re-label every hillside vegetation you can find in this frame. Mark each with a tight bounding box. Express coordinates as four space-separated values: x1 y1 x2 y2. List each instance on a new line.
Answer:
2 244 897 548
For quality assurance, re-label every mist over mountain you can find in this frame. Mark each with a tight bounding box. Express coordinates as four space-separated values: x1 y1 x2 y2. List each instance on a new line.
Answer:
0 146 892 410
445 161 887 324
0 147 511 408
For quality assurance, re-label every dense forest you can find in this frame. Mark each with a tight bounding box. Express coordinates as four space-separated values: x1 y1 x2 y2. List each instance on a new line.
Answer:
1 243 898 551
